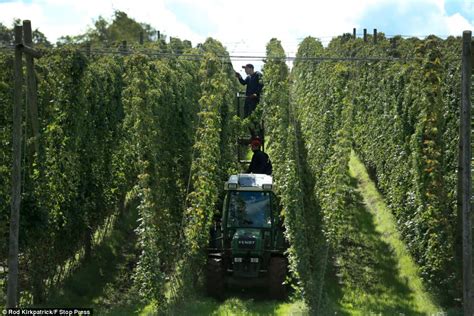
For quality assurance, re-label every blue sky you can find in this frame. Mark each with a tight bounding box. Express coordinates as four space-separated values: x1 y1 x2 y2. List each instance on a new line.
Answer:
445 0 473 19
0 0 472 70
358 0 472 37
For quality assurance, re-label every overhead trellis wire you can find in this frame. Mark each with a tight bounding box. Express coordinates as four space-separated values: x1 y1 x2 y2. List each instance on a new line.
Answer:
0 45 418 63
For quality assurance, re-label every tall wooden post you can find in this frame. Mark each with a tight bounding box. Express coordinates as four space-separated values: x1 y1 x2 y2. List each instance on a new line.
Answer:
373 29 378 44
460 30 472 316
352 28 356 39
23 20 39 155
7 24 23 309
363 29 367 42
139 31 144 45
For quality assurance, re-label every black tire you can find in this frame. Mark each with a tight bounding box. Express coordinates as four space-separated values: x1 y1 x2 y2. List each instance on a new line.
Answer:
209 228 217 248
267 257 287 300
206 257 225 300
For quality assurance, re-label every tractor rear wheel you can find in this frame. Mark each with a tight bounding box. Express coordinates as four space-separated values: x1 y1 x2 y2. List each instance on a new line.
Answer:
267 257 287 299
206 257 225 300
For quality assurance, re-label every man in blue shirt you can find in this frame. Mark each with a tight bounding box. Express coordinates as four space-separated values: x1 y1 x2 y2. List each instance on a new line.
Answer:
236 64 263 118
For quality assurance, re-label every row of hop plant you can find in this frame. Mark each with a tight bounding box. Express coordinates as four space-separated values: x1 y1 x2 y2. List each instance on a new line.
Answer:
0 37 208 306
292 35 393 312
334 34 462 305
164 38 240 312
261 38 321 313
261 37 359 313
0 50 128 304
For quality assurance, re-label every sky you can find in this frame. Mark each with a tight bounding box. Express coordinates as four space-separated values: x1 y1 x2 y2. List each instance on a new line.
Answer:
0 0 472 71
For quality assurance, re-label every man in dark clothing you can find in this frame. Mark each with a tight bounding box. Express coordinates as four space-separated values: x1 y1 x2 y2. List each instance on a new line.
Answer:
247 138 272 175
236 64 263 118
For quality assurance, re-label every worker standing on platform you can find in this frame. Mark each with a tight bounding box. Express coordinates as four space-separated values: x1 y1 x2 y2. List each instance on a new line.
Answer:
247 137 272 175
235 64 263 118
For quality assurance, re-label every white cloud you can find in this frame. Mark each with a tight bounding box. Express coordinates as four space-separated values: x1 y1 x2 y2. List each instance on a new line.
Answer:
445 12 473 34
0 2 48 29
74 0 205 44
0 0 97 40
0 0 205 44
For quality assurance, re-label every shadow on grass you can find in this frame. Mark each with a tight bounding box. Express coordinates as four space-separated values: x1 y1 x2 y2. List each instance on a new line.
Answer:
320 253 350 316
39 202 147 315
332 173 424 315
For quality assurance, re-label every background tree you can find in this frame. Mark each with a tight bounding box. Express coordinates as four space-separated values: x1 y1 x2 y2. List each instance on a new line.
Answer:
0 21 51 47
57 11 167 47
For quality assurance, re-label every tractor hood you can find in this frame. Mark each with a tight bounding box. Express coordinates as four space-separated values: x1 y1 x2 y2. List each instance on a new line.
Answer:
231 228 263 255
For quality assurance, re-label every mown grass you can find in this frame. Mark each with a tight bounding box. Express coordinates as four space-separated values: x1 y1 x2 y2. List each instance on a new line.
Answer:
172 295 307 316
343 150 444 315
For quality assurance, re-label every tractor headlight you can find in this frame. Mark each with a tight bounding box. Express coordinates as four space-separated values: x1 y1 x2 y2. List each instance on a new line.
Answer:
226 183 238 190
250 258 259 263
234 257 243 263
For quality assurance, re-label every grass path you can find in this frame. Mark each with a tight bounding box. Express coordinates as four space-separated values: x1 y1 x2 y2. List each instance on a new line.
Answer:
169 295 307 316
342 151 441 315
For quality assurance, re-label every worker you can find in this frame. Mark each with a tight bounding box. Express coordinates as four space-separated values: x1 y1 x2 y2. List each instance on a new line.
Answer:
247 137 272 175
235 64 263 118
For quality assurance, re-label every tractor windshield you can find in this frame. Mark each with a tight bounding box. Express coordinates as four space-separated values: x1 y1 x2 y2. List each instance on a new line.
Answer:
227 191 271 228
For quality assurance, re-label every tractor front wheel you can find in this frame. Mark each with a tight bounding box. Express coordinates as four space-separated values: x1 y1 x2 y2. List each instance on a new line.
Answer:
267 257 287 299
206 257 225 300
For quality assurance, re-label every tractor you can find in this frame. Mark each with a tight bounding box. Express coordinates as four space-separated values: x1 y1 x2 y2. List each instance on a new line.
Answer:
207 173 288 299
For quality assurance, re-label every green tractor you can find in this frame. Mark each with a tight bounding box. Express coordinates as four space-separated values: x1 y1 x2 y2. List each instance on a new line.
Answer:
207 173 288 299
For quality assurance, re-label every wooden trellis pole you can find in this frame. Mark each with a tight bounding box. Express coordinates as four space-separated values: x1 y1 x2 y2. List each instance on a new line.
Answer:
23 20 39 155
460 30 472 316
7 24 23 309
7 20 42 308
